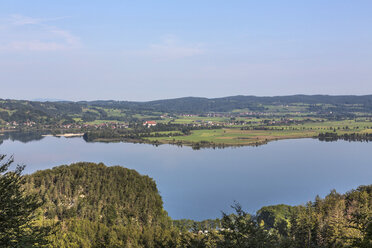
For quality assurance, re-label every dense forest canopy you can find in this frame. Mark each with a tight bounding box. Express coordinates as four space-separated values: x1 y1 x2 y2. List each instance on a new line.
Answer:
24 162 177 247
25 162 167 226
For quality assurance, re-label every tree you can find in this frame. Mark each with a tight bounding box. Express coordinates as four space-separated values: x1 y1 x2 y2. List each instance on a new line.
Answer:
346 186 372 247
0 154 50 247
218 202 278 248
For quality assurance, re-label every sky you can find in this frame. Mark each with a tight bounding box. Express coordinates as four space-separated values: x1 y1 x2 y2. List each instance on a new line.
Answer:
1 0 372 101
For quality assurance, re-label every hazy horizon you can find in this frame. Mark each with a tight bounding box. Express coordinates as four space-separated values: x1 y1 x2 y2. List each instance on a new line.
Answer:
1 1 372 101
0 93 366 103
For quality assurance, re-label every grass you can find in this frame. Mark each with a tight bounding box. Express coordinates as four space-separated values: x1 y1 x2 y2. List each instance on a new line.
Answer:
150 131 183 135
132 114 161 120
276 120 372 132
145 128 317 145
85 120 126 125
0 108 16 115
103 108 123 117
82 107 100 114
144 119 372 146
173 115 231 124
72 118 83 122
263 104 309 112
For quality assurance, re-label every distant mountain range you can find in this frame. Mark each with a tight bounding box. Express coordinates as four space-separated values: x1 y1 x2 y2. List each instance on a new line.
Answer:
31 98 68 102
80 94 372 113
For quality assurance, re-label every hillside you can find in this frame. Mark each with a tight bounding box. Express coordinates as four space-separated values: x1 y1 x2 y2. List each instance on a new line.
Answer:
25 162 176 247
1 95 372 126
83 94 372 113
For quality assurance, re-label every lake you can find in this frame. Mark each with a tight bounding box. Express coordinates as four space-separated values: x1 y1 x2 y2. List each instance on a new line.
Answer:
0 133 371 220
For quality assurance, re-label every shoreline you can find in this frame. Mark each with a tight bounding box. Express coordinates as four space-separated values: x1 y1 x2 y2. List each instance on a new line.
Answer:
45 133 85 137
85 135 316 149
3 129 372 149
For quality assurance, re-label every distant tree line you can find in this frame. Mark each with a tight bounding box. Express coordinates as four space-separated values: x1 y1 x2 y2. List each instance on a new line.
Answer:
318 132 372 142
83 123 221 142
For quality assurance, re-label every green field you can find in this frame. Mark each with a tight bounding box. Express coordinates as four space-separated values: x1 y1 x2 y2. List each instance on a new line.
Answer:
172 115 230 124
145 128 317 145
144 119 372 146
150 131 183 135
85 119 127 125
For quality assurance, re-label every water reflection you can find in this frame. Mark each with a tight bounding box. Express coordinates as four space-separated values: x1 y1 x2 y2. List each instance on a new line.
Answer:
0 131 47 144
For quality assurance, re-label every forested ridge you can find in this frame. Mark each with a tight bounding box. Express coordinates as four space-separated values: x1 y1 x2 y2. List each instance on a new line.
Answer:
81 95 372 113
24 162 177 247
11 162 370 247
25 163 165 226
1 94 372 125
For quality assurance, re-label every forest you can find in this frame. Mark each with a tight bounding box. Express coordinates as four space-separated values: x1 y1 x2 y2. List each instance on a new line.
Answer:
1 94 372 126
0 156 371 247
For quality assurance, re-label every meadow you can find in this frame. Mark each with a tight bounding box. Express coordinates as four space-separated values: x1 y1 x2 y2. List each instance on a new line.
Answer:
144 119 372 146
146 128 316 146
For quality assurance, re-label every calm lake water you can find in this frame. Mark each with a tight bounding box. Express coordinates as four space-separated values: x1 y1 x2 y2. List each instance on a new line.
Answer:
0 134 371 220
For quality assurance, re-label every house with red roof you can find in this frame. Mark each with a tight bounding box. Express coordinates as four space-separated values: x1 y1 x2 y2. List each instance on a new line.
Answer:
143 121 157 127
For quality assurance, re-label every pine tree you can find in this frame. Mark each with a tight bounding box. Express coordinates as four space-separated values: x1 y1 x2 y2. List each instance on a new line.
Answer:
0 154 50 247
218 202 278 248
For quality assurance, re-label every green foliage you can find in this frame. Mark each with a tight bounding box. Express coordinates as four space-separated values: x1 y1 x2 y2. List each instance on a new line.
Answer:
2 95 372 127
318 132 372 142
218 202 278 248
286 187 372 248
183 187 372 248
173 219 221 232
26 162 165 226
345 186 372 247
256 204 295 237
0 100 82 124
84 95 372 114
25 162 180 247
0 155 50 247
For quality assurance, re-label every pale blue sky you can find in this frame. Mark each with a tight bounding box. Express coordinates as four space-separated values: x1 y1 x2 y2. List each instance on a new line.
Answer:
1 1 372 101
